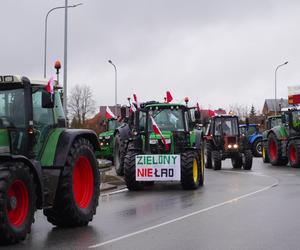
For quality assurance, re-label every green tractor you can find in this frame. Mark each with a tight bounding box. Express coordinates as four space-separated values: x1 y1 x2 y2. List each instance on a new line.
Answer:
261 115 282 163
0 75 100 244
203 115 253 170
99 118 119 162
117 101 204 190
264 107 300 167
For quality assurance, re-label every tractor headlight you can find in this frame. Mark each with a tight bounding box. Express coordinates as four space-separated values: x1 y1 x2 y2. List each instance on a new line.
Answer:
150 139 158 144
228 144 232 149
100 142 104 146
105 136 111 139
233 144 238 149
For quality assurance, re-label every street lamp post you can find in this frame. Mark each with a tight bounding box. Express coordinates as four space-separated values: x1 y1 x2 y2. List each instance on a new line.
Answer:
275 61 288 115
43 3 82 79
108 60 118 115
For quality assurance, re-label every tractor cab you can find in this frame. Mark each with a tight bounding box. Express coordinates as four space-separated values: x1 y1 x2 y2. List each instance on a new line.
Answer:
0 75 65 159
281 107 300 133
137 103 199 154
206 115 240 152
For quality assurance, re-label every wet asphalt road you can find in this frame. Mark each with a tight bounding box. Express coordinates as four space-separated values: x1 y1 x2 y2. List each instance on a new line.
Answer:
4 158 300 250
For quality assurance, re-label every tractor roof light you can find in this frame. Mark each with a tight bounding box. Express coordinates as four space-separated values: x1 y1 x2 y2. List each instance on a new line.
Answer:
54 60 61 70
184 97 189 105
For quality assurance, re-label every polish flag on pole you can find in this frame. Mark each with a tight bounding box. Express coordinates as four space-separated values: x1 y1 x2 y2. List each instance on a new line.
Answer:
46 76 55 94
130 103 137 113
150 116 169 151
133 94 139 107
105 106 116 119
166 91 173 103
208 109 216 117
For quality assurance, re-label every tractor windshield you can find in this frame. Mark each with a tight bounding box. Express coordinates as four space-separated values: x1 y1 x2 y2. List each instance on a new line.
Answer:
215 117 239 136
0 88 25 128
148 107 185 132
291 110 300 129
107 119 119 131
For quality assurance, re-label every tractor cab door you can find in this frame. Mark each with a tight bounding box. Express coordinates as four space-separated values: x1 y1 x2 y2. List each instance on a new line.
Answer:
213 117 222 147
32 88 55 159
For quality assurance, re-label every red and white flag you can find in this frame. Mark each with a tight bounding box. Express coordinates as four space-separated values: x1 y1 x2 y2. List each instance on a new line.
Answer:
46 76 55 94
150 116 169 151
166 91 173 103
105 106 116 119
133 94 139 107
208 109 216 117
130 103 137 113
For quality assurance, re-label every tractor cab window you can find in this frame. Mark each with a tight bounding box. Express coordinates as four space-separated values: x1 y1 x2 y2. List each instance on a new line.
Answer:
222 118 239 136
270 117 282 128
32 88 55 157
214 118 222 135
107 119 119 131
291 111 300 129
139 112 146 131
148 108 184 132
0 88 25 128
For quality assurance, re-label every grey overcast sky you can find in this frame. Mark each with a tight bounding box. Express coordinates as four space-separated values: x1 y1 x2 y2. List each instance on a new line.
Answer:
1 0 300 112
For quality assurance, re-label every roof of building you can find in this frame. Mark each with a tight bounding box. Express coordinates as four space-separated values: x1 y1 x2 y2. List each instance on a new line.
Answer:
264 99 289 112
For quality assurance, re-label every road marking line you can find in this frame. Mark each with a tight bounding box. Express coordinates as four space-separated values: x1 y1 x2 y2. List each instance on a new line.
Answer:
89 181 278 248
101 188 128 197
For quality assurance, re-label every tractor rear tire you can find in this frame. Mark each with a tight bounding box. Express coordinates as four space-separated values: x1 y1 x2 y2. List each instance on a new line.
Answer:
212 151 222 170
253 139 262 157
0 163 36 244
288 140 300 168
204 142 212 169
242 150 253 170
262 145 270 163
44 138 100 227
124 149 144 191
231 154 242 169
181 151 200 190
114 133 126 176
267 133 287 166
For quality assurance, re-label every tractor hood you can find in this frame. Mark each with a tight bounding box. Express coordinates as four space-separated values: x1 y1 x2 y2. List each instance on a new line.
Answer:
99 130 114 139
149 131 172 141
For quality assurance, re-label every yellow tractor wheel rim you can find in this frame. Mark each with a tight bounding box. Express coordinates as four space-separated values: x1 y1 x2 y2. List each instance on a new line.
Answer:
193 159 198 184
201 153 204 176
262 147 265 159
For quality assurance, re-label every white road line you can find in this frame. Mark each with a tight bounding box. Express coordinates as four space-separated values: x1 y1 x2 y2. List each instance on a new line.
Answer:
101 188 128 197
89 180 278 248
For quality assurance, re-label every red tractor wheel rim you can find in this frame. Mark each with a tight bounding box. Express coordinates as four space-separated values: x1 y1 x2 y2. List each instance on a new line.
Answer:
269 139 277 161
7 180 29 227
290 145 297 163
73 156 94 209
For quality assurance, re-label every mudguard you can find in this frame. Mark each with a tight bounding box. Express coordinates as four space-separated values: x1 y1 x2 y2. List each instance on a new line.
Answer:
53 129 100 167
0 155 44 209
114 123 131 142
249 134 263 144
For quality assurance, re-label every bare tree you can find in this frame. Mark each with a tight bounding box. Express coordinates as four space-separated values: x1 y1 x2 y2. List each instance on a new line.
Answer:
229 103 249 121
68 84 96 127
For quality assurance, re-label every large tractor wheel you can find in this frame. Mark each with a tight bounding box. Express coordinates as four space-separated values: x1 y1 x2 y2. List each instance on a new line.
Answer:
113 133 126 176
288 140 300 168
204 142 212 169
231 154 242 169
0 163 36 244
181 151 200 190
198 149 205 186
44 138 100 227
253 139 262 157
212 151 222 170
242 150 253 170
124 149 144 191
262 145 270 163
267 134 288 166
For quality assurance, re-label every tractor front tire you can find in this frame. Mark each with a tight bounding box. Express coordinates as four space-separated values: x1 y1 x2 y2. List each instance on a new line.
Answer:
253 139 262 157
231 154 242 169
181 151 200 190
212 151 222 170
0 163 36 244
44 138 100 227
124 149 144 191
204 142 212 169
242 150 253 170
288 140 300 168
114 133 126 176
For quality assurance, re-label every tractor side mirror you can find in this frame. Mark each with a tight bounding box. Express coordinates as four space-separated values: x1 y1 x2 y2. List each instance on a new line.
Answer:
57 118 66 128
281 114 286 124
42 91 54 109
194 110 201 123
